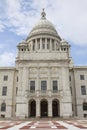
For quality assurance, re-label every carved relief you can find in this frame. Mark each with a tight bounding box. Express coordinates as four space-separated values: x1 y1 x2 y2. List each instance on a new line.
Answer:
51 67 58 74
29 68 37 74
40 67 47 74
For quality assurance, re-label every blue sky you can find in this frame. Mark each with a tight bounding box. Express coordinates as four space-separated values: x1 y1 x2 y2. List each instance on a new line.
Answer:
0 0 87 66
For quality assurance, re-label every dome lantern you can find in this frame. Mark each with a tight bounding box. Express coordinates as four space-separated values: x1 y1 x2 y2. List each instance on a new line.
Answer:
41 8 46 19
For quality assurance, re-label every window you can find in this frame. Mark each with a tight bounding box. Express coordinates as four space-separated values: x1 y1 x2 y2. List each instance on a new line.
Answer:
80 75 85 80
81 86 86 95
17 76 18 82
1 103 6 111
30 81 35 92
1 114 5 118
42 43 45 49
83 102 87 110
38 43 40 49
84 114 87 118
41 81 47 91
47 39 50 49
2 86 7 96
64 48 66 51
69 76 71 81
3 75 8 81
47 43 49 49
53 80 58 92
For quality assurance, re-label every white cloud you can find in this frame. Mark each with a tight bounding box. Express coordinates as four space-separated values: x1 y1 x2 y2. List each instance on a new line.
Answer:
0 52 15 66
1 0 87 46
5 0 38 35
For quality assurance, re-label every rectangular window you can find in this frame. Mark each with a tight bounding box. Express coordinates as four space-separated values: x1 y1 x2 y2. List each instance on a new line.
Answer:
53 80 58 92
38 43 40 49
30 81 35 92
69 76 71 81
47 43 49 49
1 115 5 118
17 76 18 82
81 85 86 95
42 43 45 49
80 75 85 80
3 75 8 81
2 86 7 96
84 114 87 118
41 81 47 91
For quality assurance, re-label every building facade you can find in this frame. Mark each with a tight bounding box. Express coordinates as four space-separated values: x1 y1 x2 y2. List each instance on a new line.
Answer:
0 10 87 118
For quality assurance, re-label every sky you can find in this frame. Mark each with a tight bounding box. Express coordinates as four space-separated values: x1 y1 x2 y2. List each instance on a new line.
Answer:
0 0 87 66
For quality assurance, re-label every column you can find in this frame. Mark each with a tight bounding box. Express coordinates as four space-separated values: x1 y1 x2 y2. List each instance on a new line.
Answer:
45 38 47 49
54 40 56 51
61 67 72 117
40 38 42 50
18 67 23 95
50 39 52 51
25 101 28 118
36 67 40 97
36 99 40 117
48 99 52 117
36 67 40 91
31 41 33 51
22 67 28 92
47 67 51 91
18 67 28 118
35 39 37 51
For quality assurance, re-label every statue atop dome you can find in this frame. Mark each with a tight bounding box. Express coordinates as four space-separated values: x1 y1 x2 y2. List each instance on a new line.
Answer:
41 8 46 19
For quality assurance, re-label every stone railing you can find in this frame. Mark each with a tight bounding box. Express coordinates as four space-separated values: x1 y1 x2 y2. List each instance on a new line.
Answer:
25 90 63 98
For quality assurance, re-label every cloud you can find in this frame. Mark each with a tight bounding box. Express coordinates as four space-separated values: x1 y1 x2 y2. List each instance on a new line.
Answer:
5 0 38 36
0 0 87 46
0 52 15 66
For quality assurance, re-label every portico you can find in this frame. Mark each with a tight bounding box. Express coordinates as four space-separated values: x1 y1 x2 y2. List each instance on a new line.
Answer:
28 98 60 118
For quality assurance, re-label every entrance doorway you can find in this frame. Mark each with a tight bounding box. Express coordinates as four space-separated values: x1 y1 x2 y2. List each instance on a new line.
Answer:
29 100 36 117
40 100 48 117
52 99 59 117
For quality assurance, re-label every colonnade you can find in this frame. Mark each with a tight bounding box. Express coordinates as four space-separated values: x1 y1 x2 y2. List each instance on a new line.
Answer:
29 38 57 51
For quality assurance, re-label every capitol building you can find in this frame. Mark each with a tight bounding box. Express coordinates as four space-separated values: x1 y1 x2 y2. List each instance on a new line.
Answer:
0 9 87 119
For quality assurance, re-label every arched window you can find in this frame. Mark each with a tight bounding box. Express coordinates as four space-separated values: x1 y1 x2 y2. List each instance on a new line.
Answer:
1 103 6 111
83 102 87 110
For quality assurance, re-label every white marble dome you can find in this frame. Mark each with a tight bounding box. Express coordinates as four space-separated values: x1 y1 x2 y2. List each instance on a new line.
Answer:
28 9 60 39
